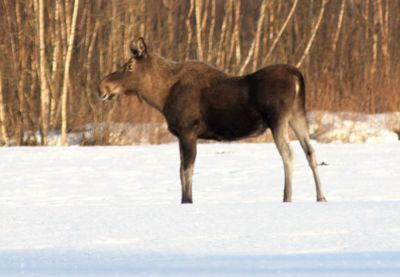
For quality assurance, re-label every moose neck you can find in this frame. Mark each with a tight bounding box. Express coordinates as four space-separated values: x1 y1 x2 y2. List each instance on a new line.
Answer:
137 55 180 113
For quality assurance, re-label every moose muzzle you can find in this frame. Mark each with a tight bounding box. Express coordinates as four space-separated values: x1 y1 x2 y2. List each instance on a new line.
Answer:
98 80 117 101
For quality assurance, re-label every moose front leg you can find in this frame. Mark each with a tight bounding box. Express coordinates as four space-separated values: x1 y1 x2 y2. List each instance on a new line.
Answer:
178 134 197 204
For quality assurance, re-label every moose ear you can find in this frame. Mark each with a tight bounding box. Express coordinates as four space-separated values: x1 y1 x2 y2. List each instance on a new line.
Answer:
130 37 147 58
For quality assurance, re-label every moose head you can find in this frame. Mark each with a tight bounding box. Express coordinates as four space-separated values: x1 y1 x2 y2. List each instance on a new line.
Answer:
98 37 149 101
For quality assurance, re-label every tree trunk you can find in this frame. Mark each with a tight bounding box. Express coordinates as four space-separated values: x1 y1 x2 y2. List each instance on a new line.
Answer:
36 0 51 145
0 72 9 146
331 0 345 54
15 0 28 144
370 1 379 77
377 0 389 78
50 0 62 128
216 0 233 68
194 0 205 61
85 19 100 114
227 0 241 70
252 0 268 71
186 0 194 59
60 0 80 146
207 0 216 63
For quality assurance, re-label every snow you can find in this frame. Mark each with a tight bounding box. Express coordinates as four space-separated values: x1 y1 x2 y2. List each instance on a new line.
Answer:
1 143 400 276
308 111 400 143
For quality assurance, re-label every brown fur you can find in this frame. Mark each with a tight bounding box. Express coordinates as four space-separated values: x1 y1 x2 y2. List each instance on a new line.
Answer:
98 38 327 204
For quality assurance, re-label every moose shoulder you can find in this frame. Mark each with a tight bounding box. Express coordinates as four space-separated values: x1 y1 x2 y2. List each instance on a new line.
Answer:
98 37 327 204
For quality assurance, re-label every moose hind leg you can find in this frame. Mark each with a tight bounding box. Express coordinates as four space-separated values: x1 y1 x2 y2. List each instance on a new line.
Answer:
289 117 327 202
271 121 294 202
179 134 197 204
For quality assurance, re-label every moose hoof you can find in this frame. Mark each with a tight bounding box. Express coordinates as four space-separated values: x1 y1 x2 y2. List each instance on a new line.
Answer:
181 199 193 204
317 196 327 202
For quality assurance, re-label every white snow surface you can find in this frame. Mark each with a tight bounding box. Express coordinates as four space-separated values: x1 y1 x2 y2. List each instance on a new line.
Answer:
308 111 400 143
1 143 400 276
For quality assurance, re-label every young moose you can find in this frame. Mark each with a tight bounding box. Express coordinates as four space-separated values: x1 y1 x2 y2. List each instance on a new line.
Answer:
98 38 327 204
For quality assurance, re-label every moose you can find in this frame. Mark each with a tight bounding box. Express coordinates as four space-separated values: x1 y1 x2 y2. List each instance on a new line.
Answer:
98 37 327 204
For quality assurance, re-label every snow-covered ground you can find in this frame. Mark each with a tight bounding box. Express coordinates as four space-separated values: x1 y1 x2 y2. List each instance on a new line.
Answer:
308 111 400 143
1 143 400 276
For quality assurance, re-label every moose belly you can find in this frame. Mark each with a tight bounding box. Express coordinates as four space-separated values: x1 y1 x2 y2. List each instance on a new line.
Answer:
202 108 266 141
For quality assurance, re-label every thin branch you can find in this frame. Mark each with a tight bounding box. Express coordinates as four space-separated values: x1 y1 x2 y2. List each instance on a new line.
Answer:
263 0 298 64
331 0 345 54
239 0 267 75
296 0 327 68
207 0 216 62
252 0 268 71
186 0 195 59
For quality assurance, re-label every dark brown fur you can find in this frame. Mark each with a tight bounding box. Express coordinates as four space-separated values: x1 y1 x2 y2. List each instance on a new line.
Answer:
98 38 326 204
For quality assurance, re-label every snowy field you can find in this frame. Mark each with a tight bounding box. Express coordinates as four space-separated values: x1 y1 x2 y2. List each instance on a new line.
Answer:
1 143 400 276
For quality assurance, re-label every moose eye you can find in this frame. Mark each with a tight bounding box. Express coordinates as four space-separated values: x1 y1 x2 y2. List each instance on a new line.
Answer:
127 64 134 71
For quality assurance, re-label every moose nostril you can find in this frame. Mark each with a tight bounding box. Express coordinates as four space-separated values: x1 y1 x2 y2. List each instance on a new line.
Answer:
97 88 108 101
97 82 110 100
97 91 105 100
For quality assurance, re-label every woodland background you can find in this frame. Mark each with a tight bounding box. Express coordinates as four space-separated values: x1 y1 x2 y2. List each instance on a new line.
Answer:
0 0 399 145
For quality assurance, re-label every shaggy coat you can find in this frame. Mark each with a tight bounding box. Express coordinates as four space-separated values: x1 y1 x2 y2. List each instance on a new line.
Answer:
98 38 326 204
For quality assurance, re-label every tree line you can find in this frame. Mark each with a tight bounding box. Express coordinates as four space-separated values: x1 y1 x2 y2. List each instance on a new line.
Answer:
0 0 399 145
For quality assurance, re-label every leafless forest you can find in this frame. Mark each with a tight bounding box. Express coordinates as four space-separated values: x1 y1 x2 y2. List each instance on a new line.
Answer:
0 0 399 145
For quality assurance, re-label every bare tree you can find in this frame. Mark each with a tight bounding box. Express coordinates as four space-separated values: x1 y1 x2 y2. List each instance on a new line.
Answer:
370 0 379 77
194 0 207 61
35 0 51 145
50 0 62 128
207 0 216 63
296 0 327 68
263 0 298 64
252 0 268 71
60 0 80 146
216 0 233 69
227 0 242 70
186 0 195 59
331 0 346 54
0 71 9 145
239 0 268 74
376 0 390 78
